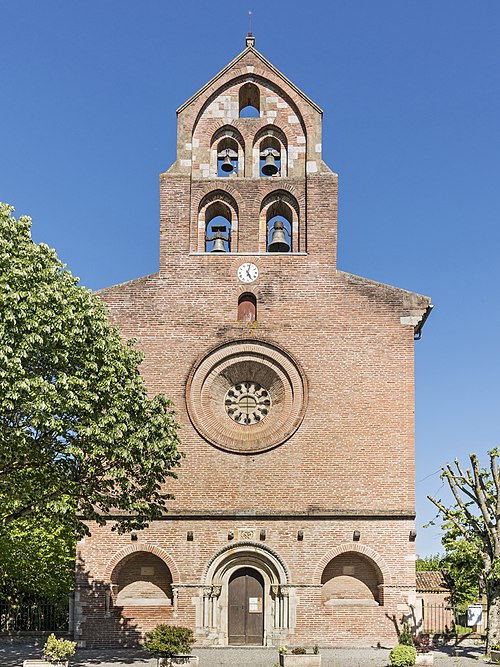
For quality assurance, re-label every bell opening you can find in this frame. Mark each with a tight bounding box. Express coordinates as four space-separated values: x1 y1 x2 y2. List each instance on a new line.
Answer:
217 145 238 177
205 214 231 253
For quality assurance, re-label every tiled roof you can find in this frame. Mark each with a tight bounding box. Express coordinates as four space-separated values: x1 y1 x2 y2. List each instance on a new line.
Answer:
416 571 449 592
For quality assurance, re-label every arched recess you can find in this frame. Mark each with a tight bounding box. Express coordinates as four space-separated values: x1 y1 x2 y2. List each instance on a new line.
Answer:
199 542 292 645
254 126 288 178
238 293 257 322
314 543 390 607
111 551 173 606
259 190 300 253
210 125 245 178
197 190 239 252
103 543 180 610
320 552 383 606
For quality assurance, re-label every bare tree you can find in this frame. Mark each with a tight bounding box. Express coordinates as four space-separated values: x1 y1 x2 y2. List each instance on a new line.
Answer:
428 450 500 649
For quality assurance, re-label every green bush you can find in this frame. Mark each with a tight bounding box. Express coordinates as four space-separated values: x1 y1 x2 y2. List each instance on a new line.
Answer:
43 633 76 664
398 622 414 647
143 625 194 658
389 645 417 667
291 647 307 655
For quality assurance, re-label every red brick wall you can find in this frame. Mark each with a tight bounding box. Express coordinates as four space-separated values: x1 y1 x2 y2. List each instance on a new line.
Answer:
77 45 430 648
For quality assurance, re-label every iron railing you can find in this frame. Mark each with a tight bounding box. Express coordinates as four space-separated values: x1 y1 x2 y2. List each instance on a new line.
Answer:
0 599 69 633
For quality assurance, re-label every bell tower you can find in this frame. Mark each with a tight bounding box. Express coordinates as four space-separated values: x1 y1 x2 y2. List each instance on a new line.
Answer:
159 35 337 267
79 36 432 649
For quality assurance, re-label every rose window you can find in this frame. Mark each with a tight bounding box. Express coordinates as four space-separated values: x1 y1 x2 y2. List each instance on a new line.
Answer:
225 382 271 424
186 340 307 453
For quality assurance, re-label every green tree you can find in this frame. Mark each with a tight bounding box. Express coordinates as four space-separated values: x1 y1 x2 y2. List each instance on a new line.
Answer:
416 554 443 571
428 451 500 648
441 526 482 611
0 203 183 538
0 514 75 600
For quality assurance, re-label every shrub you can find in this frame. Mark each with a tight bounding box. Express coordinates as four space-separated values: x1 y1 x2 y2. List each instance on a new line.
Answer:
143 625 194 659
389 645 417 667
278 646 288 655
43 634 77 664
398 622 414 647
291 647 307 655
413 633 432 653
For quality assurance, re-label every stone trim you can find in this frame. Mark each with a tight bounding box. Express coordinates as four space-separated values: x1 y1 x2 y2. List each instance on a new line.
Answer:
202 540 290 585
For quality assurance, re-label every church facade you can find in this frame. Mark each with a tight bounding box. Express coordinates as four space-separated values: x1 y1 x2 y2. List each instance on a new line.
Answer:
75 37 432 647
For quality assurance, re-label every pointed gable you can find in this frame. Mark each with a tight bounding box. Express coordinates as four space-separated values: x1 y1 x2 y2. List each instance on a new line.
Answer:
173 42 326 175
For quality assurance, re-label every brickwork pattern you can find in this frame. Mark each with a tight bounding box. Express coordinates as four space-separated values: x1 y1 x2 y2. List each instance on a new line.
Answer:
77 43 431 648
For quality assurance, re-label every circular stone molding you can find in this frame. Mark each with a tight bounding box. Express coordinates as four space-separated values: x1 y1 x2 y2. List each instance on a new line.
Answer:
186 340 307 453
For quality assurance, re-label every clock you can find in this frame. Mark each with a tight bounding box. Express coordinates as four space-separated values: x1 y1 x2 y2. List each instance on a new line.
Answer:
237 262 259 283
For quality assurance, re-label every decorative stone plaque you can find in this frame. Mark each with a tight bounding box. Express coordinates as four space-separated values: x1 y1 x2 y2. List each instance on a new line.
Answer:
238 528 256 541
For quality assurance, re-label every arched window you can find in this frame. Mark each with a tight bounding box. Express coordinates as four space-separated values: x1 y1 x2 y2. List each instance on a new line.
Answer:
238 293 257 322
239 82 260 118
254 127 287 178
217 137 239 177
205 201 232 252
259 137 281 177
198 191 239 253
211 126 245 179
267 201 292 253
260 191 299 252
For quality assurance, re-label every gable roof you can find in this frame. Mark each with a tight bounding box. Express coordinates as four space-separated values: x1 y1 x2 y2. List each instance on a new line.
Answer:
177 45 322 115
416 571 450 592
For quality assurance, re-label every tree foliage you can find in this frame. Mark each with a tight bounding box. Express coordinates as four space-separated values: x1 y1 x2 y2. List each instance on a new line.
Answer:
428 450 500 647
0 203 183 538
416 554 442 572
0 513 75 600
441 526 482 611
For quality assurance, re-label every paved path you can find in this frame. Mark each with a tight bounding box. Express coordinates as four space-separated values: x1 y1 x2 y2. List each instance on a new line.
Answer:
0 641 488 667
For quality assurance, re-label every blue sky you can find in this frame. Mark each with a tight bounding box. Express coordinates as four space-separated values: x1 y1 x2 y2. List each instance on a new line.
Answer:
2 1 499 557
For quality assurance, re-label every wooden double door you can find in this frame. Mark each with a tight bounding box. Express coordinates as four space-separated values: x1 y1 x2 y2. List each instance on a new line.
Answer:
228 567 264 645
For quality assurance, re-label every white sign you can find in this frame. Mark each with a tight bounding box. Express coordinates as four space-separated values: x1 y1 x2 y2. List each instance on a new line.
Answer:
467 604 483 626
248 597 262 613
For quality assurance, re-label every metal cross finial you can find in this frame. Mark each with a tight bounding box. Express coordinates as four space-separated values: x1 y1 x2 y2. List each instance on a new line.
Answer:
246 11 255 47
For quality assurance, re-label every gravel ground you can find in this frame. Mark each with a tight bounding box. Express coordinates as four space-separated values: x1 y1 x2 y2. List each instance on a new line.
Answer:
0 641 488 667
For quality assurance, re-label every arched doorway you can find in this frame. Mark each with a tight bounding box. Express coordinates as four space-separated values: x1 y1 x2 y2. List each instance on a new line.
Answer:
228 567 264 645
201 542 292 646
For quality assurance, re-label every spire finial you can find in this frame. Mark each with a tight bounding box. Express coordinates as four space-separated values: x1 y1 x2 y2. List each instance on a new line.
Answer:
246 10 255 47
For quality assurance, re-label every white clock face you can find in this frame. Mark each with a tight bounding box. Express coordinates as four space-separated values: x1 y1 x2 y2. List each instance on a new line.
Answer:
237 262 259 283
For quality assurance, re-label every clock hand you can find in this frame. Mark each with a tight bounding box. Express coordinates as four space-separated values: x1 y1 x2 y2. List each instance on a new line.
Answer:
246 267 252 278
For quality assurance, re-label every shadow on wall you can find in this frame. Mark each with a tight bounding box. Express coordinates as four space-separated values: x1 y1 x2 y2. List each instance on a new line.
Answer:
75 556 144 649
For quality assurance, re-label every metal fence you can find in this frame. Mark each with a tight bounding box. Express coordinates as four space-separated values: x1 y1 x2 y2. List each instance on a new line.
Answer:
0 599 69 633
421 602 487 635
421 603 454 634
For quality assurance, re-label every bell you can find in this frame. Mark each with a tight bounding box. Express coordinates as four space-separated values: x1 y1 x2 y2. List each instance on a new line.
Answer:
221 151 234 173
268 220 290 253
211 236 227 253
262 151 279 176
207 224 230 253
